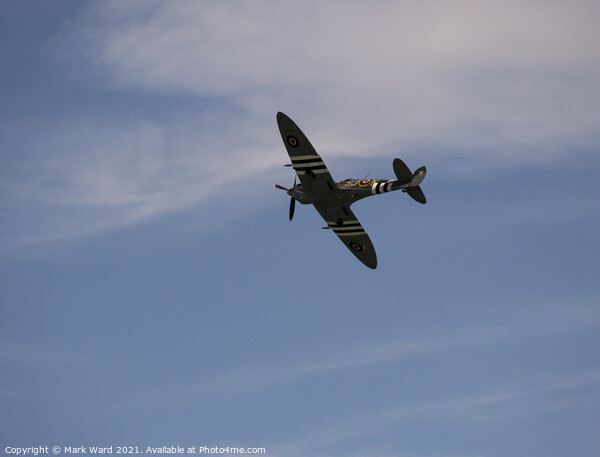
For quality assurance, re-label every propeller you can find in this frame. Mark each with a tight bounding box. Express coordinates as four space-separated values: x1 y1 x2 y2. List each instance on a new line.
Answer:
273 176 297 221
289 194 296 221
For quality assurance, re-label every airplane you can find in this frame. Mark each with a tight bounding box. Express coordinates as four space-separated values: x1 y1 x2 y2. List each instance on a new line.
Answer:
274 111 427 269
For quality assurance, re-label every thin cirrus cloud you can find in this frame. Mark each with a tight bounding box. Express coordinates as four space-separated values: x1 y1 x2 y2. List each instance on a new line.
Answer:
1 115 281 250
90 297 600 454
76 0 600 157
101 296 600 412
271 369 600 457
4 0 600 248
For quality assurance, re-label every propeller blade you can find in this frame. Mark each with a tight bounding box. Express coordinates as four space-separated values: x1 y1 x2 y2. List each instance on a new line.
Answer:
289 196 296 221
273 184 289 191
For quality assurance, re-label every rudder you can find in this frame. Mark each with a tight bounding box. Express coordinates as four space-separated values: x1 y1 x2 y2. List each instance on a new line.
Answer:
393 158 413 183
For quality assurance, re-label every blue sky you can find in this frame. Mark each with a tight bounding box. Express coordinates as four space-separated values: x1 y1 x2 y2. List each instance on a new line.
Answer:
1 1 600 456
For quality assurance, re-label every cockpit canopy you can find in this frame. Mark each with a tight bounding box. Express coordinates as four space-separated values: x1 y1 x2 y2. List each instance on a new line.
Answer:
336 178 361 188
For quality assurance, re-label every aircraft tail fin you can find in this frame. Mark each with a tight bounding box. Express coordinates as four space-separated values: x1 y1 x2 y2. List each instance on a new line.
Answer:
392 158 412 183
392 159 427 204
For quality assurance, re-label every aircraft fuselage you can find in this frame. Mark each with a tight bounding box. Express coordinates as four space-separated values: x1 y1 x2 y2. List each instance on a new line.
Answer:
290 177 403 207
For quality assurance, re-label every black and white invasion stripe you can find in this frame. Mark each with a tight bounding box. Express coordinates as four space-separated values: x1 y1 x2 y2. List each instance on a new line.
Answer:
327 220 365 237
371 180 395 195
291 154 328 175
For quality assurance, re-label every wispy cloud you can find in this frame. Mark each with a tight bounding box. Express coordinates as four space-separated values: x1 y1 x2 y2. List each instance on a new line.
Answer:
4 0 600 247
74 0 600 158
102 296 600 412
271 368 600 457
0 339 100 400
1 114 281 249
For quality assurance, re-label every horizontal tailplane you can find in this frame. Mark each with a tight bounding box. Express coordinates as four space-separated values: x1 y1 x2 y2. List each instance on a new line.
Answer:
410 166 426 186
405 185 426 204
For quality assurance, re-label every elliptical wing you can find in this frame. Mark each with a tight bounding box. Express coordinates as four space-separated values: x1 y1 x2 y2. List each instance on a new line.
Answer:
313 204 377 269
276 112 336 196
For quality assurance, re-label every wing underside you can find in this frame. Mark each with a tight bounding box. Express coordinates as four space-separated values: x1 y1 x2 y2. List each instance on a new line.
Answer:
314 204 378 269
276 111 377 269
276 112 336 195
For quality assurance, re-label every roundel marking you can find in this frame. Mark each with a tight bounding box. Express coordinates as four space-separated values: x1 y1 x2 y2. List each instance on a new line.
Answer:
358 179 373 187
286 135 299 148
349 241 364 252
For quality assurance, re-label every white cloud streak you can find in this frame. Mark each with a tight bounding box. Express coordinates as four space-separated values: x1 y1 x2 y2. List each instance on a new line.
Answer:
0 340 100 400
1 114 282 249
4 0 600 246
271 368 600 457
102 296 600 411
78 0 600 155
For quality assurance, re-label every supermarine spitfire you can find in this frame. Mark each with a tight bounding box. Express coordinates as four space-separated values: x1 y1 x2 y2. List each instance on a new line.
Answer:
274 112 427 269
